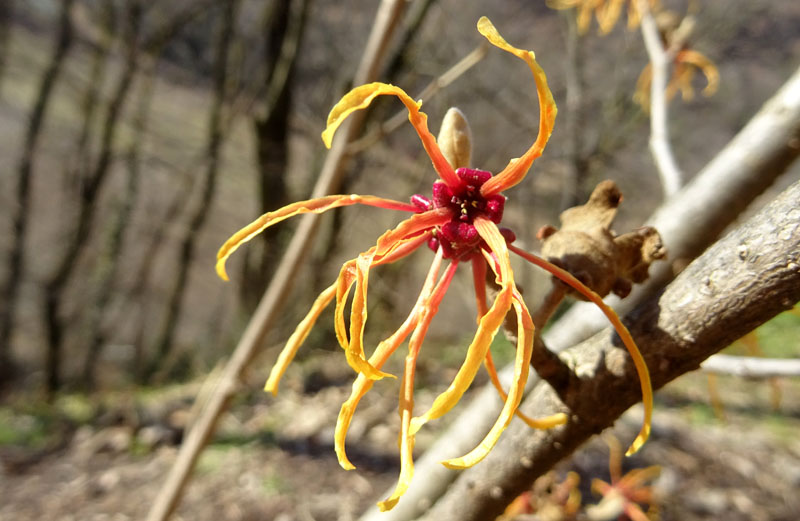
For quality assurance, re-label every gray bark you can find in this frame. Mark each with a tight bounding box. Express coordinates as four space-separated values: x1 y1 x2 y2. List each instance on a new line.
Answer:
419 178 800 521
359 63 800 521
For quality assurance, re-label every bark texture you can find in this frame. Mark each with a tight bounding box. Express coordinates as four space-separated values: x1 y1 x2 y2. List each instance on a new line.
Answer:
418 179 800 521
359 63 800 521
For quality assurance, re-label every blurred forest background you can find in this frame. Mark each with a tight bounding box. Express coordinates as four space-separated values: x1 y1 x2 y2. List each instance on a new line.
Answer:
0 0 799 520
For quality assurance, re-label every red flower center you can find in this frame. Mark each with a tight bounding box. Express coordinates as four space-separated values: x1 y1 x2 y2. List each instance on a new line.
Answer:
411 168 514 259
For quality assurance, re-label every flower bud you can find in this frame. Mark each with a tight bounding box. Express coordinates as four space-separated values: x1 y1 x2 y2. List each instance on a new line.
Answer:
437 107 472 170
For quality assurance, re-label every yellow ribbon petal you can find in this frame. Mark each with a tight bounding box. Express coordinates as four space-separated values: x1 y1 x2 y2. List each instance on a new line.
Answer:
379 258 457 510
477 17 557 197
677 49 719 97
216 194 415 281
264 283 337 395
484 349 568 430
335 249 445 470
410 218 513 435
509 244 652 456
443 287 533 469
321 82 460 188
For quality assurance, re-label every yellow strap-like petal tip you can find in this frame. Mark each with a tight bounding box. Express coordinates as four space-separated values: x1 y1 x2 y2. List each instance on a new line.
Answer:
625 423 651 456
477 16 535 60
263 382 278 396
377 498 399 512
215 258 230 281
336 451 356 471
440 457 472 470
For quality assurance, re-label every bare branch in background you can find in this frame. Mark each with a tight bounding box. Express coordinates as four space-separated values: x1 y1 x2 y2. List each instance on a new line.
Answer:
240 0 308 311
702 355 800 379
545 64 800 352
639 0 684 197
418 178 800 521
144 1 409 519
560 11 586 210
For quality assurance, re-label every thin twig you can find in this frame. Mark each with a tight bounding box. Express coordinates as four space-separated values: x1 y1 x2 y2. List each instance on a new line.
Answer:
144 1 407 520
701 354 800 379
639 0 682 197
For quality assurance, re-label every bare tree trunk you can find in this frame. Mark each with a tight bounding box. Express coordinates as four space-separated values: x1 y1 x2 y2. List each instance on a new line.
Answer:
65 0 116 190
0 0 13 96
419 179 800 521
43 0 142 395
81 49 158 388
0 0 76 391
240 0 308 311
145 0 238 382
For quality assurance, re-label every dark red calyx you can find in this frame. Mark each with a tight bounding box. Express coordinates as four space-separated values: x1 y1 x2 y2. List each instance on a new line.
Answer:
456 167 492 188
411 194 433 212
485 195 505 223
499 227 516 244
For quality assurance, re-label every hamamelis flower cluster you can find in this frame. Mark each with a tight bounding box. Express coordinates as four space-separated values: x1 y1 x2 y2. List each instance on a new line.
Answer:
216 17 653 511
547 0 659 34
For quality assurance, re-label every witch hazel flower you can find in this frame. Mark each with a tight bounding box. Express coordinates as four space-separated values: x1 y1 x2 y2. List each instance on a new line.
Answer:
216 17 653 511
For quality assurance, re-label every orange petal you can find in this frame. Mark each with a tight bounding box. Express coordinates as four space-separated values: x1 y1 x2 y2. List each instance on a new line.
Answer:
598 0 625 34
477 17 557 197
216 194 415 281
443 287 533 469
264 283 337 395
410 219 512 435
484 349 568 430
471 255 489 319
677 49 719 97
336 249 445 470
334 259 358 352
321 82 460 188
346 210 450 377
509 243 653 456
378 355 416 511
379 258 457 510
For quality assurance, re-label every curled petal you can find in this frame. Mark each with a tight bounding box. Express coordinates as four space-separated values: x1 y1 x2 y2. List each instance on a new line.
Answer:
509 243 653 456
321 82 460 188
444 285 533 469
379 356 416 511
484 349 568 430
216 194 416 280
410 218 513 435
264 283 337 395
477 17 557 197
598 0 626 34
676 49 720 97
336 249 445 470
334 209 450 379
379 259 457 511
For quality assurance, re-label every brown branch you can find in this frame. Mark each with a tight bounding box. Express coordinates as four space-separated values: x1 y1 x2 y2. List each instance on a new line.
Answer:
419 178 800 521
545 64 800 352
358 63 800 521
144 1 408 519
